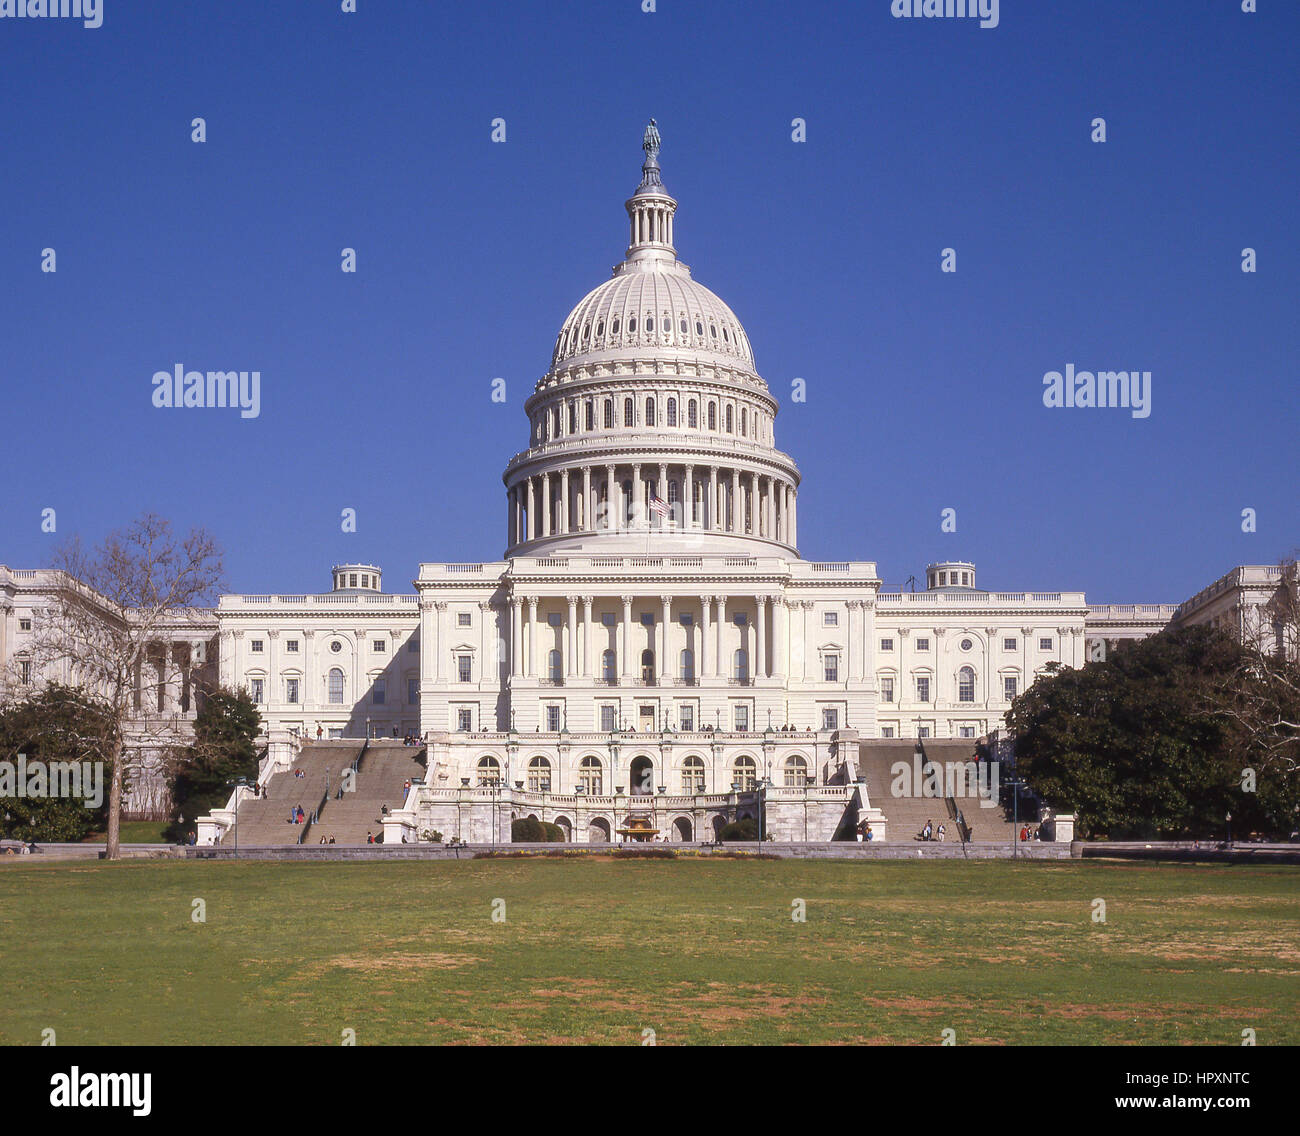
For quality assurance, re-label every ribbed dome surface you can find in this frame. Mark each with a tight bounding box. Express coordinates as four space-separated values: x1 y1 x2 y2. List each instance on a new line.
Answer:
549 265 756 373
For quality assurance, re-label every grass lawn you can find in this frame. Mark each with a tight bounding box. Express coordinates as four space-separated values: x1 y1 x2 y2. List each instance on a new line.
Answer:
0 858 1296 1045
78 821 172 844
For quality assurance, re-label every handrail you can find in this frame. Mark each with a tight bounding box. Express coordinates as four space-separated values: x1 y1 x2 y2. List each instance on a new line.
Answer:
299 777 330 844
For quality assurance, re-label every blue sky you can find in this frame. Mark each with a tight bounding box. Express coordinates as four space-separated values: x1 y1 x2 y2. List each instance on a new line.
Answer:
1 0 1296 603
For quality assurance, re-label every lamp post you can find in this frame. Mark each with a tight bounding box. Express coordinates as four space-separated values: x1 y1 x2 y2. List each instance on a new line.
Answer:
1226 811 1232 846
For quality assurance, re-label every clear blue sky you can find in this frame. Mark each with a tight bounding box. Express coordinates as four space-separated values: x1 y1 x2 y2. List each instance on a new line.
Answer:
2 0 1296 603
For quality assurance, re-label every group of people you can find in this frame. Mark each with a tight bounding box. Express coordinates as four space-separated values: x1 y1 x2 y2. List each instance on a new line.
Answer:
917 819 948 842
287 805 306 824
317 835 338 844
854 821 874 843
1019 824 1041 841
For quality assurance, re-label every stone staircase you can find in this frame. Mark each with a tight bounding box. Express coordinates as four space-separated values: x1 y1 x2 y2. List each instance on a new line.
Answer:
224 740 364 847
308 741 427 845
854 739 1021 844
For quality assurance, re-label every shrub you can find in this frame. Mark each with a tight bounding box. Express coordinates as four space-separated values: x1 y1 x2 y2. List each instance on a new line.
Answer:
718 818 758 841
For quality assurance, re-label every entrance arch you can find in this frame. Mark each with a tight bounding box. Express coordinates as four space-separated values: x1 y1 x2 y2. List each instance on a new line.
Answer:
588 817 611 843
629 755 655 796
672 816 693 842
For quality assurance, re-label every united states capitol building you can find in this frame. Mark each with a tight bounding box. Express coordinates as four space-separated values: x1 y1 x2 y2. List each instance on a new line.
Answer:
1 125 1288 844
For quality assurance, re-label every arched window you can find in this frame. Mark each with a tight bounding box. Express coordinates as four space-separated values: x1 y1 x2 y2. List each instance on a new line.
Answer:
645 317 654 332
628 317 637 333
725 405 734 433
679 648 695 683
527 756 551 792
548 649 563 683
666 397 677 426
596 320 604 337
585 400 594 431
688 399 698 428
695 319 704 336
958 666 976 703
708 402 717 430
682 755 705 793
679 318 687 334
604 399 614 429
710 324 718 339
476 755 501 787
740 408 747 436
645 398 656 426
732 755 757 791
552 406 560 436
641 649 655 684
602 649 616 683
733 648 749 682
579 755 603 795
624 398 635 427
612 317 620 335
568 402 577 433
783 754 809 787
327 668 344 704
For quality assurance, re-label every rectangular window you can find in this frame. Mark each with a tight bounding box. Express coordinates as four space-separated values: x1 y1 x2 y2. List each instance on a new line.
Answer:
679 614 693 626
250 678 264 703
361 574 369 588
959 726 976 738
735 705 749 732
285 639 299 653
679 705 694 731
458 612 472 627
880 676 895 703
599 705 617 732
822 708 839 730
880 638 894 651
916 676 931 703
823 611 838 627
457 708 472 732
734 613 747 626
349 574 358 588
457 655 472 682
1003 676 1018 700
601 612 616 627
1003 638 1017 651
546 705 562 732
824 654 839 682
640 612 655 626
373 639 386 653
408 678 419 704
251 640 264 654
881 726 896 738
1039 637 1053 651
18 618 32 632
918 726 931 739
20 660 32 684
548 613 562 627
286 678 299 704
916 638 930 651
372 679 386 705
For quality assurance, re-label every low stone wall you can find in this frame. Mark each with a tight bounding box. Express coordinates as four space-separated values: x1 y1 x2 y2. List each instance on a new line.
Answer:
184 840 1075 862
1078 841 1300 865
0 843 185 862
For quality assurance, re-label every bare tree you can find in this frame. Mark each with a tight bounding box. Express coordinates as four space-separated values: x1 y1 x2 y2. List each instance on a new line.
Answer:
1214 559 1300 810
20 515 223 859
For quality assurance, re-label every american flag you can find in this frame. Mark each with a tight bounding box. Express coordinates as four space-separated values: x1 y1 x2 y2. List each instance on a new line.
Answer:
649 492 671 519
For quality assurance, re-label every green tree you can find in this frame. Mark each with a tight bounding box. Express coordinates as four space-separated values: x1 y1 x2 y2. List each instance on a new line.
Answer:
0 685 116 842
1007 626 1265 839
167 687 261 840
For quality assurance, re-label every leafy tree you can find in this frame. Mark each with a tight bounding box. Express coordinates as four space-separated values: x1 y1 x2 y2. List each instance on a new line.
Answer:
167 687 261 840
0 685 116 842
1007 626 1267 838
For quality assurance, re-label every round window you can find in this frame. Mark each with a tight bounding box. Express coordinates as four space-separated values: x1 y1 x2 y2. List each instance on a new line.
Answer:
330 640 343 653
960 638 973 651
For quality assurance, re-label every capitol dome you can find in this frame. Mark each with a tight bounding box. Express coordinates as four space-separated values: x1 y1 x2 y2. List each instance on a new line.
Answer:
503 121 801 559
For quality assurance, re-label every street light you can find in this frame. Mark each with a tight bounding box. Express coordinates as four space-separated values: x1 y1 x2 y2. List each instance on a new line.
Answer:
1226 811 1233 845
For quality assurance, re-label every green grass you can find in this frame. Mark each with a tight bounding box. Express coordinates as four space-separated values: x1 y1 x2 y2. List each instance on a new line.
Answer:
78 821 171 844
0 859 1296 1045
